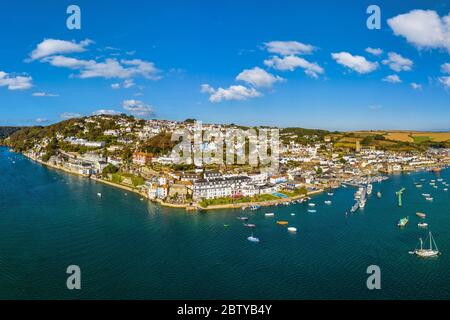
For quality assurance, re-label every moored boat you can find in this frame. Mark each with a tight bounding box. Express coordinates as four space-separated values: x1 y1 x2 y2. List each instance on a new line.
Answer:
265 212 274 217
287 227 297 233
276 220 288 225
410 232 440 257
398 216 409 227
247 233 260 243
418 222 428 228
416 212 426 218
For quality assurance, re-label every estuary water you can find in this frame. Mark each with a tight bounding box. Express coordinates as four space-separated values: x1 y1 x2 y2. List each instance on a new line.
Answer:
0 146 449 299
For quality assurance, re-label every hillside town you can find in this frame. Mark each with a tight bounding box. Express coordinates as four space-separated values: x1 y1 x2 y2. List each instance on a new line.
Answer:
4 114 450 209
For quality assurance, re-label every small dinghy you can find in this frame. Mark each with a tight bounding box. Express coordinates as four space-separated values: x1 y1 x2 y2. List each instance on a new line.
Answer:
247 233 260 243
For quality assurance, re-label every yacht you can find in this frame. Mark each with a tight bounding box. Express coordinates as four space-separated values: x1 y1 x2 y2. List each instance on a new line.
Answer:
324 200 332 205
410 232 440 257
398 216 409 227
367 184 373 195
287 227 297 233
418 222 428 228
265 213 274 217
247 233 260 243
416 212 426 218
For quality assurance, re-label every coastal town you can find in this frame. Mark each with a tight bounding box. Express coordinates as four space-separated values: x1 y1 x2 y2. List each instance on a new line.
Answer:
3 114 450 210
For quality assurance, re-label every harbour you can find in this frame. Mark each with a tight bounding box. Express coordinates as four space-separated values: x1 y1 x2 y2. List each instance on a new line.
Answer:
1 147 450 299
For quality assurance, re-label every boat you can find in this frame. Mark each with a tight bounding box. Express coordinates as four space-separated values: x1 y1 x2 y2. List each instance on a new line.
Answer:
237 216 248 221
324 200 332 205
410 232 440 257
437 179 443 182
376 191 382 198
416 184 423 188
276 221 289 225
244 223 256 228
358 199 366 208
367 184 373 195
327 192 334 196
224 224 229 227
291 213 295 216
247 233 260 243
398 216 409 227
97 193 102 197
287 227 297 233
350 202 359 213
416 212 426 218
418 222 428 228
308 203 316 207
265 213 274 217
444 188 448 191
307 209 317 213
425 197 433 201
422 193 430 197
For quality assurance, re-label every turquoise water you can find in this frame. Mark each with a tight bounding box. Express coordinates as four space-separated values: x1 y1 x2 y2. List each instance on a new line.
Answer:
0 146 449 299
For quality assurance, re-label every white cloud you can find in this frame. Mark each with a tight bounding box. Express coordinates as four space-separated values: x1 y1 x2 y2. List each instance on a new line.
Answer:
35 118 49 123
387 10 450 52
365 47 383 56
92 109 120 115
60 112 81 119
111 79 135 89
123 79 135 88
264 55 324 78
43 56 160 80
439 76 450 88
410 82 422 90
30 38 93 60
122 99 154 117
0 71 33 90
382 74 402 83
382 52 413 72
441 63 450 74
32 92 59 97
235 67 284 87
200 84 261 103
331 52 378 74
264 41 315 56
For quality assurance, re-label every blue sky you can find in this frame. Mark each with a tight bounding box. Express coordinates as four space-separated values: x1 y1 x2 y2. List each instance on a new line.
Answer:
0 0 449 130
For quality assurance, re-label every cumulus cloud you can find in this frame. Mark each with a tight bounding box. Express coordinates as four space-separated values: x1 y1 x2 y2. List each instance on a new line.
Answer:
264 55 324 78
441 63 450 74
111 79 135 89
200 84 261 103
60 112 82 119
32 92 59 97
235 67 284 87
331 52 378 74
35 118 49 123
29 38 93 60
387 10 450 52
382 74 402 83
439 76 450 88
410 82 422 90
382 52 413 72
122 99 154 117
92 109 120 115
365 47 383 56
264 41 315 55
43 55 160 80
0 71 33 90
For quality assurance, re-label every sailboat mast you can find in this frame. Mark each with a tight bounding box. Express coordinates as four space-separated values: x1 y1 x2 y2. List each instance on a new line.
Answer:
429 232 432 250
419 238 423 250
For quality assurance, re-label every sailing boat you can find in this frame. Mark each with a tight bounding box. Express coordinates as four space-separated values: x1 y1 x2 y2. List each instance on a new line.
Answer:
410 232 440 258
247 233 260 243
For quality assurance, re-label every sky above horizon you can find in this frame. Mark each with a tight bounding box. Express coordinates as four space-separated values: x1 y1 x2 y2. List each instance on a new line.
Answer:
0 0 449 131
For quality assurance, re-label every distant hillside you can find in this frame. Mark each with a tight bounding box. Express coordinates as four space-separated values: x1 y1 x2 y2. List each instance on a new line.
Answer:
328 130 450 151
0 127 25 139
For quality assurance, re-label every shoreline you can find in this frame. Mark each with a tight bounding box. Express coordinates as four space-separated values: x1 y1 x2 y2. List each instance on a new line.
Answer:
19 151 326 211
13 148 449 212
